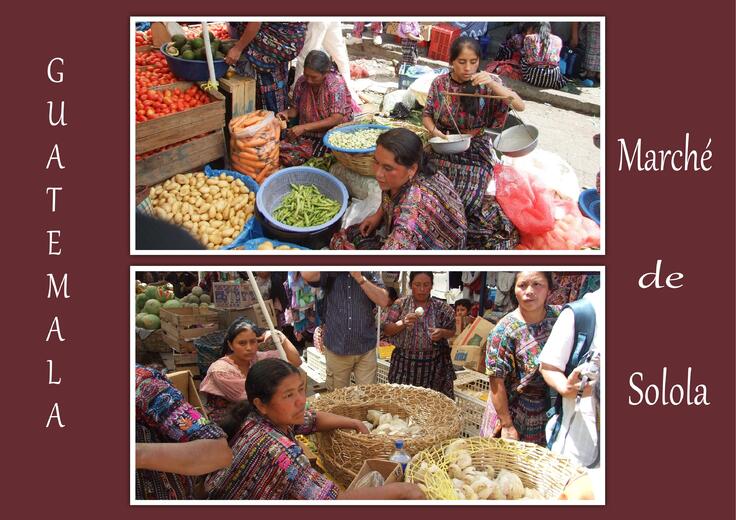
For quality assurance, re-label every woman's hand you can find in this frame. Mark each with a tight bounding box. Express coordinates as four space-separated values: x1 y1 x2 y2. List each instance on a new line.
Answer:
566 367 593 397
403 312 419 327
350 419 370 434
470 71 498 87
500 424 520 441
359 211 383 237
276 110 289 122
225 46 243 66
287 125 307 138
429 328 445 342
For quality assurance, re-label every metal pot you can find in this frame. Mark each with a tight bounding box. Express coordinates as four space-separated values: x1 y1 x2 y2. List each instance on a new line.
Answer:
429 134 472 154
493 124 539 157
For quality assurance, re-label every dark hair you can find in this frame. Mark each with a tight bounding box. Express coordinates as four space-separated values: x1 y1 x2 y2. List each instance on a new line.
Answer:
529 22 551 55
376 128 437 177
509 271 555 306
304 49 333 74
221 318 261 355
449 36 482 113
454 299 472 312
409 271 434 284
220 358 301 438
387 287 399 302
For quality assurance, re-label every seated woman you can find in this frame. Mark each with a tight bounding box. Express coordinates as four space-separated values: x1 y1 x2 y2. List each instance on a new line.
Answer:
330 128 467 250
199 318 302 425
278 50 356 167
382 272 457 398
422 36 524 250
520 22 566 89
206 358 425 500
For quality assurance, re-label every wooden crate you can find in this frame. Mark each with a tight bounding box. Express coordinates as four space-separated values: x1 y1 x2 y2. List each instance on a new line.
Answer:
217 299 277 330
136 81 226 155
219 74 256 118
160 307 220 352
135 129 226 186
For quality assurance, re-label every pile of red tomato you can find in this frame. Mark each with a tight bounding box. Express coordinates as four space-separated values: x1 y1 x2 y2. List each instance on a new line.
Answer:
135 30 151 46
135 85 211 123
135 51 177 89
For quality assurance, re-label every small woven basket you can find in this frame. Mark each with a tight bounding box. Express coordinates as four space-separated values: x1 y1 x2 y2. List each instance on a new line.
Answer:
310 384 463 487
324 122 388 177
405 436 585 500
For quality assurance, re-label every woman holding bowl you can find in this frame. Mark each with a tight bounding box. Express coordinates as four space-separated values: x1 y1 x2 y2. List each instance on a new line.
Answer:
422 36 525 250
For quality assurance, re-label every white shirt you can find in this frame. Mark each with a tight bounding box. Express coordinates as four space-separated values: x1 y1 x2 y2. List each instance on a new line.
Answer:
539 290 604 499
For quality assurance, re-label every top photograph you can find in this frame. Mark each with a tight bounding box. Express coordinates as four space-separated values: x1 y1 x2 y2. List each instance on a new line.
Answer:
131 18 604 254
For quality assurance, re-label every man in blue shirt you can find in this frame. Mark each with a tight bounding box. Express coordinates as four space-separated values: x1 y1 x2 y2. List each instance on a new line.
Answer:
302 272 389 390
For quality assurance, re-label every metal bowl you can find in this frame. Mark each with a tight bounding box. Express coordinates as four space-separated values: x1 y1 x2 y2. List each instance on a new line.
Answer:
429 134 472 154
493 124 539 157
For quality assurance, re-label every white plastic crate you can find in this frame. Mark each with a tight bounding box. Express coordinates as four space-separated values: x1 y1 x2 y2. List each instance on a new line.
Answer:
454 373 490 437
306 347 326 381
376 358 390 384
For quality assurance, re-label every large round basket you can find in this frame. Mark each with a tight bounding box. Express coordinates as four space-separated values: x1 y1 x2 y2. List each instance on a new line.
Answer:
310 384 463 487
405 437 585 500
323 123 390 177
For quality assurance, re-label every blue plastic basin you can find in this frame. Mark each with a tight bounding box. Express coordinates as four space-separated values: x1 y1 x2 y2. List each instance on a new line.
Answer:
161 43 229 82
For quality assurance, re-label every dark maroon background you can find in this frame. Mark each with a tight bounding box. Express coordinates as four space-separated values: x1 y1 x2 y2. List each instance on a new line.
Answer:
9 1 734 516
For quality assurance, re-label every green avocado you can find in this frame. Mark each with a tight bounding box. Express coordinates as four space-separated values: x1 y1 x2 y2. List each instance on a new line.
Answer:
193 47 205 60
171 34 187 49
181 50 195 60
191 37 204 50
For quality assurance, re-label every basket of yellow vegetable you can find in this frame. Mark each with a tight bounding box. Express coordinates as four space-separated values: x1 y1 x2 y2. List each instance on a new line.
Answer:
405 437 586 501
310 384 463 488
255 166 348 249
323 123 391 177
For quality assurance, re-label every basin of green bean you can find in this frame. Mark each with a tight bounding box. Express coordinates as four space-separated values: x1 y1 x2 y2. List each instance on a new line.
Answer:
272 184 342 228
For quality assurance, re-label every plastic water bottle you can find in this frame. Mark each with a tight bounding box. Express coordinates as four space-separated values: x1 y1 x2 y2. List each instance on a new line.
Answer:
389 439 412 474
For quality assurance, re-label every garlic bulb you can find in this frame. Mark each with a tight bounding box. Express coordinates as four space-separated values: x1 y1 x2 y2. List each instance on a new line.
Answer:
496 469 525 499
523 487 545 500
444 439 468 456
415 307 425 317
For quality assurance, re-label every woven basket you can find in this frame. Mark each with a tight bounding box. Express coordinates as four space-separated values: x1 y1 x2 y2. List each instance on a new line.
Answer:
326 121 384 177
405 437 585 500
310 384 463 487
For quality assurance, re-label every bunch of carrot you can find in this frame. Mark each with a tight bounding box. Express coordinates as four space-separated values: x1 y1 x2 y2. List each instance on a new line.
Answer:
229 110 283 183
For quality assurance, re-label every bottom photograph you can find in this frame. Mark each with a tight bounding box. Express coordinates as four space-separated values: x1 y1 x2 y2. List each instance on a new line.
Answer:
131 267 604 504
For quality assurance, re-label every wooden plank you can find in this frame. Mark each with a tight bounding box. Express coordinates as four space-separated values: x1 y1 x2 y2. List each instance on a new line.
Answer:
136 82 226 154
219 75 256 117
136 130 226 186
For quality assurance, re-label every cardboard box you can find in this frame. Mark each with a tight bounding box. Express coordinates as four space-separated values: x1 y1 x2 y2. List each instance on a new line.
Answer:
212 281 259 310
451 344 482 370
166 370 208 418
347 459 403 491
454 317 495 348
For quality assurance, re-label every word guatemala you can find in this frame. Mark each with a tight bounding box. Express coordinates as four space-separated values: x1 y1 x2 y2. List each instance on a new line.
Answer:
45 57 68 429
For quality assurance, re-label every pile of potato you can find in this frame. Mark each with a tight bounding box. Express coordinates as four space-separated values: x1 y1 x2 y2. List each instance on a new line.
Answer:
413 439 546 500
149 172 255 249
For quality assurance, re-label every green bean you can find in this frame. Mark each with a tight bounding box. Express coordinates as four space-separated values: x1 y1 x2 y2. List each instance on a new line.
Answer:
272 184 341 227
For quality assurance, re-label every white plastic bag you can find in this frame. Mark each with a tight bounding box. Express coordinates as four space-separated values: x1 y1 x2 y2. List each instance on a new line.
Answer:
409 72 440 107
382 89 416 114
233 111 276 140
329 163 381 200
342 189 382 229
508 149 580 201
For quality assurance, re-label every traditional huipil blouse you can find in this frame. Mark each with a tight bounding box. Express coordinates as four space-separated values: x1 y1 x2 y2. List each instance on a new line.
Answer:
206 409 338 500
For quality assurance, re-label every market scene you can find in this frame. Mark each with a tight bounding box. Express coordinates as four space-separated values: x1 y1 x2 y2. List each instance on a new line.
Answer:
133 20 602 252
135 270 603 501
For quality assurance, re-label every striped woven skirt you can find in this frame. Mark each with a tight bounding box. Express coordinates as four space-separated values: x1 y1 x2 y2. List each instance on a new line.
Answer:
520 61 567 89
388 345 456 399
